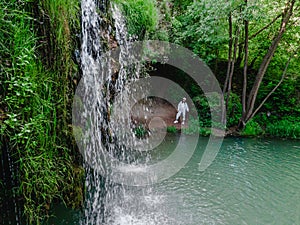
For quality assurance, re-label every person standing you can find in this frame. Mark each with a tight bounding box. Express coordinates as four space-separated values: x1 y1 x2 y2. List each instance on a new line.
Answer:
174 97 189 125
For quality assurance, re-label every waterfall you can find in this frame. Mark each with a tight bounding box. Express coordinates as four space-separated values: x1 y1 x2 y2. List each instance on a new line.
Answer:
79 0 113 222
77 0 149 224
76 1 223 224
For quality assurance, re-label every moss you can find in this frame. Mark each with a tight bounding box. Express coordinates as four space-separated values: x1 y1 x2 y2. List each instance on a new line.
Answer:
64 165 85 209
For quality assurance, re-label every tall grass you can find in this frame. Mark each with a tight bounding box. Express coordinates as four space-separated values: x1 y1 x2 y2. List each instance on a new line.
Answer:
38 0 80 135
0 0 82 223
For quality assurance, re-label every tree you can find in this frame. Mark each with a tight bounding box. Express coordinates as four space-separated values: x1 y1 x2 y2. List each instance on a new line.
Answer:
238 0 298 129
172 0 299 130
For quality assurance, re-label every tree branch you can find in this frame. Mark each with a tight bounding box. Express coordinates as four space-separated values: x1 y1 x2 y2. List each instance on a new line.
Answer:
249 13 282 40
245 0 296 122
248 49 297 121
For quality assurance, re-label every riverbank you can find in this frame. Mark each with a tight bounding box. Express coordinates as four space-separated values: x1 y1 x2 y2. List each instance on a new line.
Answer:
131 97 300 139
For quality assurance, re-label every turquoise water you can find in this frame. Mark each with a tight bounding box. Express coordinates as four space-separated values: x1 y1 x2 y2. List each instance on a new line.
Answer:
154 136 300 224
101 136 300 225
2 136 300 224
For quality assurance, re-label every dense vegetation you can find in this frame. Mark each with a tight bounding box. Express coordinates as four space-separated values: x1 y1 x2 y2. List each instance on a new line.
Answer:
0 0 299 224
117 0 300 138
0 0 82 223
169 0 300 137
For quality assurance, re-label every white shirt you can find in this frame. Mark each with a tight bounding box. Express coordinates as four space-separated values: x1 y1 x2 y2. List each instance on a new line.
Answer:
178 101 189 113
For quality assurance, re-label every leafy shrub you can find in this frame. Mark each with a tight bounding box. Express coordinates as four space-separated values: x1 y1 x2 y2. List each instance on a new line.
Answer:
193 92 227 129
133 124 148 138
266 119 300 139
258 72 300 119
167 126 177 133
198 127 211 136
242 119 264 136
192 95 211 127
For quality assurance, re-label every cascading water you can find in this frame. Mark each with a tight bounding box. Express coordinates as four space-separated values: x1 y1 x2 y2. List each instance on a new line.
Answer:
76 1 216 224
79 0 114 223
77 1 156 224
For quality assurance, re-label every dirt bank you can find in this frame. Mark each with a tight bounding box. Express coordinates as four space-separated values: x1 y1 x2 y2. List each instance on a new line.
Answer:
131 97 188 130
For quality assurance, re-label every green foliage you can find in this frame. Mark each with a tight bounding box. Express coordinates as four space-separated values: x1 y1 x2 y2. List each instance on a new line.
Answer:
266 119 300 139
171 0 230 63
133 124 148 139
241 119 264 137
182 116 211 136
258 73 300 117
192 95 211 128
199 127 212 136
0 0 82 223
113 0 158 39
167 126 177 133
149 0 171 41
193 92 224 129
226 92 242 128
40 0 80 67
172 0 194 13
182 117 199 134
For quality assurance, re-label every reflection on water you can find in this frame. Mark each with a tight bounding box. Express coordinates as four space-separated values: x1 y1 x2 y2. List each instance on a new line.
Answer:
2 136 300 224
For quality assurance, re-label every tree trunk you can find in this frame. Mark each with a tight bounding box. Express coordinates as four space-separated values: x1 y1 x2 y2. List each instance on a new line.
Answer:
239 6 249 130
248 47 298 121
239 0 296 129
223 13 233 95
225 27 240 110
222 12 233 124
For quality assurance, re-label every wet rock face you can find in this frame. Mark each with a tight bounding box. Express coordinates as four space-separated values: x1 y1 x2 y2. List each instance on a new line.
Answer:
95 0 109 14
82 0 119 67
131 97 178 130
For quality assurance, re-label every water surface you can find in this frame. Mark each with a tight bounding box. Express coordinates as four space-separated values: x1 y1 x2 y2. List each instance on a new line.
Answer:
2 136 300 224
104 136 300 225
